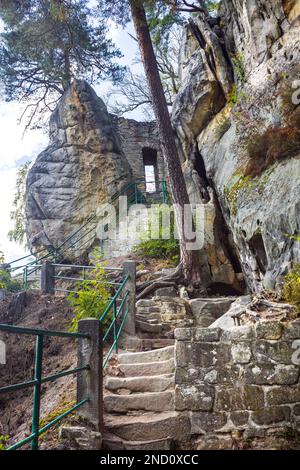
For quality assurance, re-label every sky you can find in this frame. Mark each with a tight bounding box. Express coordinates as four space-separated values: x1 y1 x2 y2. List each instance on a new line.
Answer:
0 18 143 264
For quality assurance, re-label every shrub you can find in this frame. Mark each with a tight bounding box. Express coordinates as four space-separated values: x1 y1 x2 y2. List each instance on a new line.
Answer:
68 261 111 332
245 126 300 177
232 52 246 83
215 115 231 139
0 269 22 292
133 205 180 265
282 264 300 311
0 435 10 451
134 238 180 265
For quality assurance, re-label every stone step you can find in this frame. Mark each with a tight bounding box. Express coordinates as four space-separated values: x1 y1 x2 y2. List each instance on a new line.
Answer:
105 373 174 394
136 299 157 308
141 338 175 350
104 391 174 413
119 335 174 352
102 433 173 450
136 313 161 322
147 319 160 325
118 345 174 365
137 306 161 314
137 320 162 334
118 357 175 377
104 411 190 442
137 317 160 325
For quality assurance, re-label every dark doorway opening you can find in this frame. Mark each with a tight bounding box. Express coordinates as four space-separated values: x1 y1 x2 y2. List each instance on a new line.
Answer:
142 147 158 193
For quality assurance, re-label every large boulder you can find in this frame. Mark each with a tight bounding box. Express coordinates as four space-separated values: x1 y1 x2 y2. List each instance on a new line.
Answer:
25 80 132 258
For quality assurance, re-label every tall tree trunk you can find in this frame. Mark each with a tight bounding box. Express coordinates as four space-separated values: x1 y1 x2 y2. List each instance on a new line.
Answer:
130 0 202 286
62 48 72 90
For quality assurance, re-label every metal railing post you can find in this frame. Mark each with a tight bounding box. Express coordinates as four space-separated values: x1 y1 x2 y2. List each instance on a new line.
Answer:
123 261 136 336
31 334 43 450
113 301 118 354
134 183 138 204
41 261 55 294
77 319 103 433
24 265 28 290
162 179 167 203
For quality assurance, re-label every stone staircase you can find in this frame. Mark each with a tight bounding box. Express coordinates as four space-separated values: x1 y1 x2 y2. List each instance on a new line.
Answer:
136 297 192 340
103 345 188 450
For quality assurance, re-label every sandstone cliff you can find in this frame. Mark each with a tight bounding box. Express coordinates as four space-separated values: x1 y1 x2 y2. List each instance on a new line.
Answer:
25 0 300 294
26 80 133 257
172 0 300 292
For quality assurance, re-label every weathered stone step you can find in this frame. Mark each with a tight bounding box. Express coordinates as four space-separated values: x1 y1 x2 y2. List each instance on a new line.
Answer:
141 338 174 350
137 306 161 314
141 318 160 325
105 374 174 393
119 335 174 352
136 312 161 321
119 357 174 377
102 432 173 450
137 320 162 334
104 411 190 442
104 391 174 413
118 345 174 365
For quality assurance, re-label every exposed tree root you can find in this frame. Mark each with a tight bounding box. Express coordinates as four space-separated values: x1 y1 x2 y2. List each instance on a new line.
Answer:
136 280 177 300
136 263 183 300
232 294 298 325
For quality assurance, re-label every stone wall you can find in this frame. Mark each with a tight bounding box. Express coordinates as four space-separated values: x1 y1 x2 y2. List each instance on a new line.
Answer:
174 320 300 449
112 116 165 183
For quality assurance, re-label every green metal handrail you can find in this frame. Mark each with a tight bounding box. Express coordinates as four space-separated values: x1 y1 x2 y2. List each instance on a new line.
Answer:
99 274 129 322
99 273 130 367
0 324 90 450
50 263 123 295
6 178 169 290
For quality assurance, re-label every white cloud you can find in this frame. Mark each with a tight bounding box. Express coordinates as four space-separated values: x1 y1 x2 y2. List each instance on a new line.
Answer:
0 167 26 262
0 101 47 170
0 101 47 262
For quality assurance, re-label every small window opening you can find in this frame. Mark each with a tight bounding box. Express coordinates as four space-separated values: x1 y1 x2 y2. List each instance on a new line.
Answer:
142 147 158 193
145 165 156 193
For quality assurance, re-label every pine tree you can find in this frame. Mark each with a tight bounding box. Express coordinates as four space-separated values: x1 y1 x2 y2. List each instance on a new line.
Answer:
0 0 124 129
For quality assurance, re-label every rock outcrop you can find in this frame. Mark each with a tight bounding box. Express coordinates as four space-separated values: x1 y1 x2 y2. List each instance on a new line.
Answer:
25 1 300 295
172 0 300 292
26 80 132 257
25 80 168 260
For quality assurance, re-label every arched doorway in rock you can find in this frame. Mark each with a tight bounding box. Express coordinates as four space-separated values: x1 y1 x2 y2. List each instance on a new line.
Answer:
142 147 158 193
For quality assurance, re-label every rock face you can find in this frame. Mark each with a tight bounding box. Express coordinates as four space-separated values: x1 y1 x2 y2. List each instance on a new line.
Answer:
26 80 132 256
172 0 300 292
25 80 168 260
25 1 300 295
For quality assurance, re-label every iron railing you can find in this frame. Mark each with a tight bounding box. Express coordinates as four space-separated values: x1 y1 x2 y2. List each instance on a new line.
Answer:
51 263 123 295
5 178 169 288
0 264 133 450
0 324 90 450
99 274 130 367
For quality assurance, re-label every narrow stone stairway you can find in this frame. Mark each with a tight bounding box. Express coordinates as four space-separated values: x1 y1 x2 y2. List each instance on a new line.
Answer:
103 345 186 450
136 297 191 341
